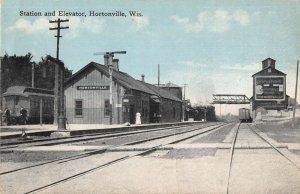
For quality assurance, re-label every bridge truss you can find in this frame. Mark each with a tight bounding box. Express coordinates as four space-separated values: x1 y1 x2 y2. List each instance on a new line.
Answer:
212 94 250 104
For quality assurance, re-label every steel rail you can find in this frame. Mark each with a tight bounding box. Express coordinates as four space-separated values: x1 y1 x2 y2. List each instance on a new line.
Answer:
0 123 198 147
24 123 230 194
248 124 300 170
226 122 241 194
226 123 299 194
0 122 220 175
58 122 227 164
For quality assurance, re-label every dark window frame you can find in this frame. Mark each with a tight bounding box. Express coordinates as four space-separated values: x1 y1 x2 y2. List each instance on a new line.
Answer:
75 99 83 117
104 99 110 117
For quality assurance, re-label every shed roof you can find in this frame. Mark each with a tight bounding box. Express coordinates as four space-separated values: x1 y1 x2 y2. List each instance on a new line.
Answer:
3 86 54 97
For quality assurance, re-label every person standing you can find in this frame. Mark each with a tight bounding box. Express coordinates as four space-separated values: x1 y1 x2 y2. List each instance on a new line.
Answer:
4 108 10 125
20 107 28 125
135 112 141 125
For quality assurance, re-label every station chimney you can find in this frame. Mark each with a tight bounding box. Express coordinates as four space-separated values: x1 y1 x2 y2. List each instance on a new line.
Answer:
104 55 109 66
141 74 145 82
112 59 119 71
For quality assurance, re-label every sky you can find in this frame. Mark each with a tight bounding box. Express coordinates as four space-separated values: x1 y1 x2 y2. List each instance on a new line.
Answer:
1 0 300 115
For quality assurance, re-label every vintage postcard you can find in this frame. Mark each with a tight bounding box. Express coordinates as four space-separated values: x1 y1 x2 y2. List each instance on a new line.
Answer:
1 0 300 193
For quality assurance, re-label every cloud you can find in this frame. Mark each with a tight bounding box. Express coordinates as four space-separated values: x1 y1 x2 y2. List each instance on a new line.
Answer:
171 9 250 33
170 15 205 33
5 16 105 39
63 17 105 39
221 63 260 71
209 10 231 32
232 10 250 26
178 60 204 67
130 16 150 31
6 17 50 34
178 61 200 67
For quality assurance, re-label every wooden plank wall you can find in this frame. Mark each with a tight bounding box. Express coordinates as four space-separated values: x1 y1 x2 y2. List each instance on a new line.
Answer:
65 69 125 124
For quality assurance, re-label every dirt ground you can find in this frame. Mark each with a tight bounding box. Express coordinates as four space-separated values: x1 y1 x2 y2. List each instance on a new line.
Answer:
255 119 300 143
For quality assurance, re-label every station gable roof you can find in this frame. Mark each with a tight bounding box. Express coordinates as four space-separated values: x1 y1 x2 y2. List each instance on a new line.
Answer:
139 81 182 102
252 66 286 77
65 62 181 102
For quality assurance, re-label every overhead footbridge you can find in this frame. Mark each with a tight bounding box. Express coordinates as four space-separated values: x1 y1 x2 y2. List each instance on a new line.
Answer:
212 94 250 104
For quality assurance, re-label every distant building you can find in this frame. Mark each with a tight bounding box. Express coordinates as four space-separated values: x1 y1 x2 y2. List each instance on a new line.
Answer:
251 58 289 116
64 61 182 124
156 82 194 121
155 82 183 100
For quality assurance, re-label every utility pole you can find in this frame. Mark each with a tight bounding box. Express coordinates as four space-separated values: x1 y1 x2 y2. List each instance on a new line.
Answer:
182 83 188 122
49 18 69 59
31 63 35 88
158 64 160 88
204 106 207 122
0 57 2 126
182 84 188 100
94 51 126 125
49 18 69 129
293 60 299 127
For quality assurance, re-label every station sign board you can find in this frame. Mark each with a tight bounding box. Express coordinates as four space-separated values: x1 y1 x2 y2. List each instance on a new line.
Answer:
77 85 109 90
254 76 285 101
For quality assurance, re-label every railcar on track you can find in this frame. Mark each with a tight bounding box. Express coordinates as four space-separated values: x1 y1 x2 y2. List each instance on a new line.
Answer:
238 108 252 123
2 86 54 125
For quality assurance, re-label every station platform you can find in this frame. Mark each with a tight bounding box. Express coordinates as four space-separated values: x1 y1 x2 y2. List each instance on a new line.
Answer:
0 121 202 139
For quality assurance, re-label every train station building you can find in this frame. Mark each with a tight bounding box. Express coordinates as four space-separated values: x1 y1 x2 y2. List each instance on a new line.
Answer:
64 60 183 125
251 58 289 117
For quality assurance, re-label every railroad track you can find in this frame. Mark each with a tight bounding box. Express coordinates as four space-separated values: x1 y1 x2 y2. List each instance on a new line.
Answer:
0 122 225 175
1 122 230 194
0 123 205 148
225 123 300 194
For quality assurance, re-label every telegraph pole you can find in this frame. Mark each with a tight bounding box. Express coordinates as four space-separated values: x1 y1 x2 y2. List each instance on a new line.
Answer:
182 83 188 122
182 84 188 100
158 64 160 88
31 63 35 88
293 60 299 127
49 18 69 129
49 18 69 59
204 106 207 121
0 57 2 126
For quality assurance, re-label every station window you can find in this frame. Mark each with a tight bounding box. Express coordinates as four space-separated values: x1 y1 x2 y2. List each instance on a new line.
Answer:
104 99 110 117
75 100 83 117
